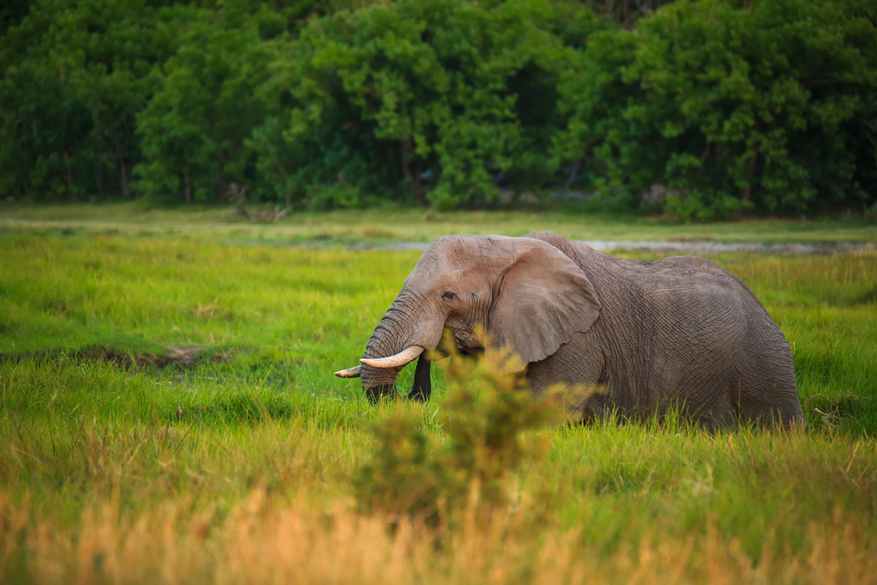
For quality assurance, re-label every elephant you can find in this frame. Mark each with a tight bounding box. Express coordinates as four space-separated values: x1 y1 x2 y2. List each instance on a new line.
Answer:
335 231 804 428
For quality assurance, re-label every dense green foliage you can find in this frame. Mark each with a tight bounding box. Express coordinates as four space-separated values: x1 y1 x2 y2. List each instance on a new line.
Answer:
266 0 594 208
556 0 877 218
1 0 875 216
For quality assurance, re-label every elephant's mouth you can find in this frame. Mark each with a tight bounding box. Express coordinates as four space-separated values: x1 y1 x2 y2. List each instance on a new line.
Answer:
453 335 483 356
459 347 484 357
449 327 483 355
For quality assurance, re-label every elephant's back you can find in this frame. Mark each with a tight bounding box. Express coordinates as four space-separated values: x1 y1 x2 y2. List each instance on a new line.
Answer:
652 255 767 306
647 256 801 424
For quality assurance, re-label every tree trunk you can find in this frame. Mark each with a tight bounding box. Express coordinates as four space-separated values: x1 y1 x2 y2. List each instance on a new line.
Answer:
400 139 413 181
400 139 427 204
95 163 105 199
741 150 758 204
565 158 583 190
216 154 228 202
63 150 78 201
273 162 292 209
115 135 131 198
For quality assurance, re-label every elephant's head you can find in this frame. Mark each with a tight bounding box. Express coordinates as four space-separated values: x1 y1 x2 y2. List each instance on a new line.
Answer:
336 235 602 401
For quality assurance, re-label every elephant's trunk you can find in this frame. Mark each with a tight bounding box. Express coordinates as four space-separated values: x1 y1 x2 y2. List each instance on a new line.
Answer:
360 292 443 402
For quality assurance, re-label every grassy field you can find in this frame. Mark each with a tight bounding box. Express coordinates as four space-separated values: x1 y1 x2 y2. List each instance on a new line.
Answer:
1 205 876 583
2 200 877 245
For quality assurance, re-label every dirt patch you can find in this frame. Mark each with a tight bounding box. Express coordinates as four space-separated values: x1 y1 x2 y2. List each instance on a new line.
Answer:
0 345 230 369
163 345 217 366
850 286 877 306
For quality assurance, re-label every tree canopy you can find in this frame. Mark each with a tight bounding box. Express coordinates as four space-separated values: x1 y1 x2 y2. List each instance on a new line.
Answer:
1 0 875 218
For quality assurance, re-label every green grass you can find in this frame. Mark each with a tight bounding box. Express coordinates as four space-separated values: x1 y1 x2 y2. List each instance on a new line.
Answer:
2 358 875 583
0 215 876 583
2 200 876 245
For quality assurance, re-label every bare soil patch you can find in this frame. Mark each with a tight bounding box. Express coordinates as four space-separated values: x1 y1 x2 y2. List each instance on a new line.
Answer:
0 345 230 368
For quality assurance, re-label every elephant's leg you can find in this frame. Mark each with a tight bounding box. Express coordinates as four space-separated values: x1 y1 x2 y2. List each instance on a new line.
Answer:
407 354 431 402
676 389 737 430
730 330 803 427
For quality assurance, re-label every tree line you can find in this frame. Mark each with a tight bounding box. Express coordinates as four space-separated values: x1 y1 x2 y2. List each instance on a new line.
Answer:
1 0 875 218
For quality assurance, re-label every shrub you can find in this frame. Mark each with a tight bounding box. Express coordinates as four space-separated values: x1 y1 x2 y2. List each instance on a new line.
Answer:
354 348 564 527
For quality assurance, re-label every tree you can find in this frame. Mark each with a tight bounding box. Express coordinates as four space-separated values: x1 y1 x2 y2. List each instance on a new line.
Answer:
0 0 173 200
556 0 877 219
0 64 93 199
134 2 268 203
268 0 592 209
579 0 677 29
0 0 33 37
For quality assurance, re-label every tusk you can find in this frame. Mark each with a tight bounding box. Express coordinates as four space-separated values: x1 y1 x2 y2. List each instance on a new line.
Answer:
360 346 425 369
334 365 362 378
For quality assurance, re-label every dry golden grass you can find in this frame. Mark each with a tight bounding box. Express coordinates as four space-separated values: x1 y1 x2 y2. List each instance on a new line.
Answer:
5 488 875 585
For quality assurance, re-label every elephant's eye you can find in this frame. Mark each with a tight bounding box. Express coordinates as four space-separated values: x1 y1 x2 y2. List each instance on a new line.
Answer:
442 291 455 301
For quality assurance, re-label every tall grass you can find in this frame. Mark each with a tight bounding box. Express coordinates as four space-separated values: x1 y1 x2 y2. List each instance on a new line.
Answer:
1 230 876 583
2 233 873 429
5 484 875 585
0 233 413 372
0 362 877 583
1 358 875 584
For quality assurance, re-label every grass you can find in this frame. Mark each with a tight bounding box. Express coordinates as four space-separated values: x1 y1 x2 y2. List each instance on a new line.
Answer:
0 210 876 583
2 200 876 245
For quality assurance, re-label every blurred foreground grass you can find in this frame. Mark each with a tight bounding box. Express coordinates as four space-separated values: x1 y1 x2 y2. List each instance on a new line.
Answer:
1 224 876 583
2 358 875 584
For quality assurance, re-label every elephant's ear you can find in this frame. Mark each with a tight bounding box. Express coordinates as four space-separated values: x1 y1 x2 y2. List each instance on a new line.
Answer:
489 239 601 367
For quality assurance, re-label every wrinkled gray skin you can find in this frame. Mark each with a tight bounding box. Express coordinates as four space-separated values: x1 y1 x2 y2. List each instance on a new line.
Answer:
358 232 804 427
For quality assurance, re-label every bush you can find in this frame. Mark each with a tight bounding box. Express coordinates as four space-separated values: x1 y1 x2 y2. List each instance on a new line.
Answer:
354 348 564 527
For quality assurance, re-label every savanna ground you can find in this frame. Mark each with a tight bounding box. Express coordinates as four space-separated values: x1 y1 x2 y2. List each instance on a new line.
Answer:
1 201 876 584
